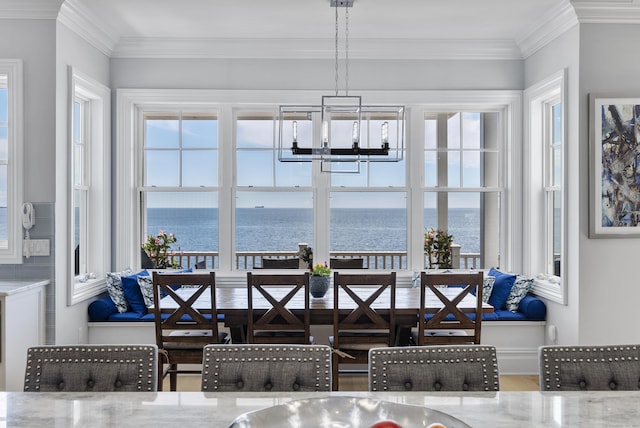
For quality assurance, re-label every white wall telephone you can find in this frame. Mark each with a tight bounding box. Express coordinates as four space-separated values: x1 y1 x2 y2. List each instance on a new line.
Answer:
22 202 35 232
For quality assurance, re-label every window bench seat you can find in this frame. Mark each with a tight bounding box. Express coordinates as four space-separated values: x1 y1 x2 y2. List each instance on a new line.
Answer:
87 293 546 375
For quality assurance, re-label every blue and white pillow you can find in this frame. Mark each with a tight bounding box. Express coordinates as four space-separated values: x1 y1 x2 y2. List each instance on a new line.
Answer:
138 275 154 308
105 268 134 313
480 275 495 303
505 275 534 312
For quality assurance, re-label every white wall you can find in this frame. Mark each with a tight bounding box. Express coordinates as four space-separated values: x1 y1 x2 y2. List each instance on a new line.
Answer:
0 20 56 203
54 22 110 344
110 58 523 91
524 26 581 346
574 23 640 345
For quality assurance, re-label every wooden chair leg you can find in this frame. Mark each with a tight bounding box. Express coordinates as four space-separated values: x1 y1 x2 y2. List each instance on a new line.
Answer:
157 359 164 391
170 364 178 391
332 354 339 391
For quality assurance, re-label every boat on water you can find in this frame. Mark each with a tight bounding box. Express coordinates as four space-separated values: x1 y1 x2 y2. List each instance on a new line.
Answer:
254 205 264 208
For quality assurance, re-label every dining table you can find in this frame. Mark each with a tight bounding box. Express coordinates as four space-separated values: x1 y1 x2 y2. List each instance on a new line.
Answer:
163 285 493 344
4 390 639 427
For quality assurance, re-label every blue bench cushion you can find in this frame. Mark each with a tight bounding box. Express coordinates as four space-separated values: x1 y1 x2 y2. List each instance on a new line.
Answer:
88 296 225 323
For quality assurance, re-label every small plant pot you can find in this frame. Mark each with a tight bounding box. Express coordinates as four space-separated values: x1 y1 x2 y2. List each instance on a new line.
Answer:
309 275 330 298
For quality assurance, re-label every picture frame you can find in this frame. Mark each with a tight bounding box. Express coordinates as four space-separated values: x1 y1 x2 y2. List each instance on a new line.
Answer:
590 95 640 237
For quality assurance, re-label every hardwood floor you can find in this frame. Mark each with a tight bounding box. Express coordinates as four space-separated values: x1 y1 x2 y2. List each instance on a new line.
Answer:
164 373 539 392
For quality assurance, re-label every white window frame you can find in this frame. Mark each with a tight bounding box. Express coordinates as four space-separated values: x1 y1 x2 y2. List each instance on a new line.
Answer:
67 68 111 304
0 60 23 263
116 89 521 282
523 69 567 304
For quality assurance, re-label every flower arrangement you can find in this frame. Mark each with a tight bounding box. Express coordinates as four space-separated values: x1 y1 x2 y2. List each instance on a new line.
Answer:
424 227 454 269
310 262 331 277
141 230 182 269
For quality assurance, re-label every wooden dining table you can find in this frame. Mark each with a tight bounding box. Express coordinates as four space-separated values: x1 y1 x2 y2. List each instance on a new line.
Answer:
164 286 493 344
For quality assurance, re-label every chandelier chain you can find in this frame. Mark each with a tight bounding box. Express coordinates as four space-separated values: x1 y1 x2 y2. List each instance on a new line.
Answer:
334 4 339 96
345 5 349 96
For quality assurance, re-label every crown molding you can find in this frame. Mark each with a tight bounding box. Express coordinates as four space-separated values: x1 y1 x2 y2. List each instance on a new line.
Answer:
57 0 117 57
0 0 63 19
518 2 579 58
572 0 640 22
112 37 523 60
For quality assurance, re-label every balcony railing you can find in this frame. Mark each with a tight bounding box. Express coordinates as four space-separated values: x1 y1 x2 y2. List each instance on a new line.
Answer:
166 247 483 271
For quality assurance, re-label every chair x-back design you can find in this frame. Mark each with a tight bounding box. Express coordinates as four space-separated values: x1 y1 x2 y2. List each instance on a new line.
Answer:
413 271 484 346
247 272 311 344
152 271 227 391
330 272 396 391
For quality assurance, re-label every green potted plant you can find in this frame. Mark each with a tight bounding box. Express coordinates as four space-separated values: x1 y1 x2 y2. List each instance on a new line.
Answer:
309 262 331 298
141 230 182 269
424 227 454 269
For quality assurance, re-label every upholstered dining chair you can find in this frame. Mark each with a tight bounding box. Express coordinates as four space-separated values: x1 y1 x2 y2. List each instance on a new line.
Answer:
24 344 158 392
247 272 312 344
152 271 228 391
201 344 332 392
368 345 499 392
412 271 484 346
539 344 640 391
330 272 396 391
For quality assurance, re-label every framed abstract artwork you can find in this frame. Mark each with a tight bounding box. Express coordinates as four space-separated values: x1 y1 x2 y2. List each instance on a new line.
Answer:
590 95 640 237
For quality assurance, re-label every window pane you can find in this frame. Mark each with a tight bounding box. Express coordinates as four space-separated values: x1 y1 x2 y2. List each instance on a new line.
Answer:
424 151 437 187
0 166 6 241
369 160 405 187
447 152 461 187
146 150 180 186
425 117 437 149
73 101 81 144
182 115 217 149
237 118 273 149
73 188 86 275
235 191 313 252
145 192 218 252
275 161 311 187
330 164 368 187
0 88 6 122
462 112 481 149
0 126 6 160
552 190 561 276
182 150 217 186
462 151 480 186
330 192 406 254
447 113 460 149
145 115 180 149
237 151 273 186
448 192 481 255
73 137 83 186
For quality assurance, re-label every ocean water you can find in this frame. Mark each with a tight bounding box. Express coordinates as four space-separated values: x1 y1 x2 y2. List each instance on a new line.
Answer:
147 207 481 253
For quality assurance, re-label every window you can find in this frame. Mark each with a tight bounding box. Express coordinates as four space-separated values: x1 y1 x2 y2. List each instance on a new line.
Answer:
524 70 566 304
140 111 219 267
423 112 502 269
0 60 23 263
116 89 519 278
68 68 110 304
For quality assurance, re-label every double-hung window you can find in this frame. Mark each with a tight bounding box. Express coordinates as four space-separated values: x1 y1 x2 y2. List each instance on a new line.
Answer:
0 60 22 263
140 110 219 268
524 70 566 303
68 68 110 303
423 112 502 269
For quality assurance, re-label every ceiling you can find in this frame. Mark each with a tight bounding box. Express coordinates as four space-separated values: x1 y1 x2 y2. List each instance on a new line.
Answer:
5 0 640 59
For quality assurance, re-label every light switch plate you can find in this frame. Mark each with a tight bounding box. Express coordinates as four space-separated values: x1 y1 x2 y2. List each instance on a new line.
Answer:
23 239 50 257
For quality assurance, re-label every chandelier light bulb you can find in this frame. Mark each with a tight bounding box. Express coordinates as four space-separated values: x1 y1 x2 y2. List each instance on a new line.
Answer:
381 121 389 145
292 121 298 143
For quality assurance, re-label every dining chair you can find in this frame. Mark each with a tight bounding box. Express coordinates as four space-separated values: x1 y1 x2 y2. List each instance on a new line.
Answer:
261 258 300 269
152 271 228 391
247 272 312 344
330 272 396 391
330 258 365 269
412 271 484 346
201 344 332 392
539 344 640 391
24 344 158 392
368 345 499 391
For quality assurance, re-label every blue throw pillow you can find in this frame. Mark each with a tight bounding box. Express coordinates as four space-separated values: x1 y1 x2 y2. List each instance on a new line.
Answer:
121 270 149 314
487 267 517 310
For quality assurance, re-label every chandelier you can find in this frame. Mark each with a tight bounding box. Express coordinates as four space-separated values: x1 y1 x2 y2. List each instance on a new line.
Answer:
276 0 405 173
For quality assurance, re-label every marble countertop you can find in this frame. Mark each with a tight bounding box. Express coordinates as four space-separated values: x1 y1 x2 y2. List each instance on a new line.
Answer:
0 279 49 296
3 390 640 427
